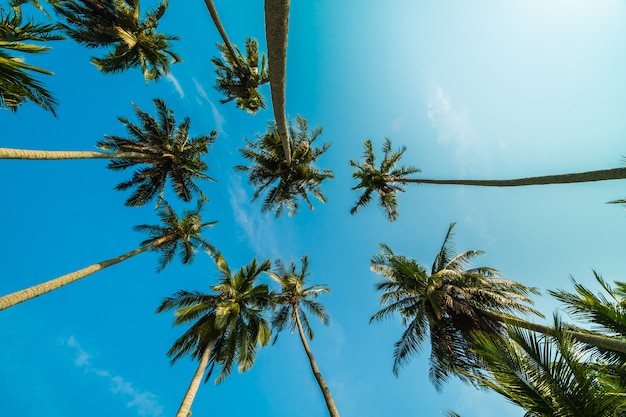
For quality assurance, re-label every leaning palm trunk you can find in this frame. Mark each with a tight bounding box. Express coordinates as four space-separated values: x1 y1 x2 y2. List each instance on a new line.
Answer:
203 0 242 70
264 0 291 165
486 312 626 353
393 167 626 187
0 148 149 160
0 237 169 311
295 309 340 417
175 342 214 417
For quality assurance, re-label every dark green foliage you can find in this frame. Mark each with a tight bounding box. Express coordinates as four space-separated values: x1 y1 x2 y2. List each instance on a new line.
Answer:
236 116 334 217
350 138 420 221
211 37 269 114
53 0 180 81
97 98 216 207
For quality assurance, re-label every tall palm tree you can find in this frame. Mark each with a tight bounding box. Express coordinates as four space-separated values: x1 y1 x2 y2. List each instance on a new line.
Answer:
268 256 340 417
204 0 269 113
236 116 334 217
0 6 63 114
351 138 626 221
468 316 626 417
156 251 273 417
0 199 216 311
52 0 180 82
264 0 291 165
0 98 216 207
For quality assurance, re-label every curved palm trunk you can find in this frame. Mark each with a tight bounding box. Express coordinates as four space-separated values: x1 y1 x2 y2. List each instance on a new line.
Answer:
0 148 148 160
294 309 340 417
176 342 214 417
203 0 242 70
264 0 291 165
394 167 626 187
0 237 168 311
486 312 626 353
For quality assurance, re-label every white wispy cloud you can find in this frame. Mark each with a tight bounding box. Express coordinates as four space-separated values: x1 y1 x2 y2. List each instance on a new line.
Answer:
60 336 164 417
166 74 185 99
228 175 280 259
192 77 226 135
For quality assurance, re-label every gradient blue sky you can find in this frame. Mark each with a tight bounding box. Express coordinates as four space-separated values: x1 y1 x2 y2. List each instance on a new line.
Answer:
2 1 626 416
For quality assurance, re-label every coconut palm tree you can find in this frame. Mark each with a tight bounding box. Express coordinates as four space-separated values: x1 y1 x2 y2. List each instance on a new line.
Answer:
0 5 63 114
264 0 291 165
0 199 216 311
156 251 273 417
52 0 180 81
268 256 340 417
351 138 626 221
203 0 269 113
469 316 626 417
235 116 334 217
0 98 216 207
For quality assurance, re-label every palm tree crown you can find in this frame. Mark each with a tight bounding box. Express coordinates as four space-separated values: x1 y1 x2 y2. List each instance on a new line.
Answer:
236 116 334 217
370 222 541 389
53 0 180 81
97 98 216 207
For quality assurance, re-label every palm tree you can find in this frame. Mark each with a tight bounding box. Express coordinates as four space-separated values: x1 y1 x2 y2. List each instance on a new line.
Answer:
264 0 291 165
351 138 626 221
370 222 542 388
156 251 273 417
52 0 180 82
468 316 626 417
0 98 216 207
0 5 63 114
204 0 269 113
268 256 340 417
235 116 334 217
0 199 216 311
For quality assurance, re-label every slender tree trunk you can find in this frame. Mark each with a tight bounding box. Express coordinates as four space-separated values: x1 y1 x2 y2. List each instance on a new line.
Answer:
486 312 626 353
394 167 626 187
175 342 214 417
294 309 340 417
0 237 169 311
264 0 291 165
203 0 241 70
0 148 147 160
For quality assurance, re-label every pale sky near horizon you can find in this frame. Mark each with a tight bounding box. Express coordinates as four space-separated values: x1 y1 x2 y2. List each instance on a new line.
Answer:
2 1 626 416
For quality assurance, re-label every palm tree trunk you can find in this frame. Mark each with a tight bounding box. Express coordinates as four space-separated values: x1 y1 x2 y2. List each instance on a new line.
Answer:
394 167 626 187
294 309 340 417
0 237 169 311
203 0 242 70
264 0 291 166
175 342 214 417
0 148 147 160
486 312 626 353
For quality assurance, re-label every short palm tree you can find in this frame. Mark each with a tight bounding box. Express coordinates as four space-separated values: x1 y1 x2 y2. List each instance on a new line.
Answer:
156 251 273 417
351 138 626 221
0 98 216 207
0 199 216 311
203 0 268 113
268 256 340 417
0 6 63 114
53 0 180 81
370 223 626 389
236 116 334 217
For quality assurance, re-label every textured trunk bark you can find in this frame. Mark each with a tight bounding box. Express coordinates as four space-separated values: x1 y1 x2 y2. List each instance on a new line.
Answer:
0 237 169 311
264 0 291 165
0 148 147 160
175 342 214 417
396 167 626 187
203 0 241 70
295 309 341 417
485 312 626 354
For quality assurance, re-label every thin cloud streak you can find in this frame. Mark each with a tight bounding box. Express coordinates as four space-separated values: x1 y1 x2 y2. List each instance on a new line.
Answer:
60 336 164 417
166 74 185 99
193 77 226 135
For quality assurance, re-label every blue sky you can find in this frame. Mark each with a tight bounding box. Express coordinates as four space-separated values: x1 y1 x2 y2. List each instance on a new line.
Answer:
2 0 626 416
